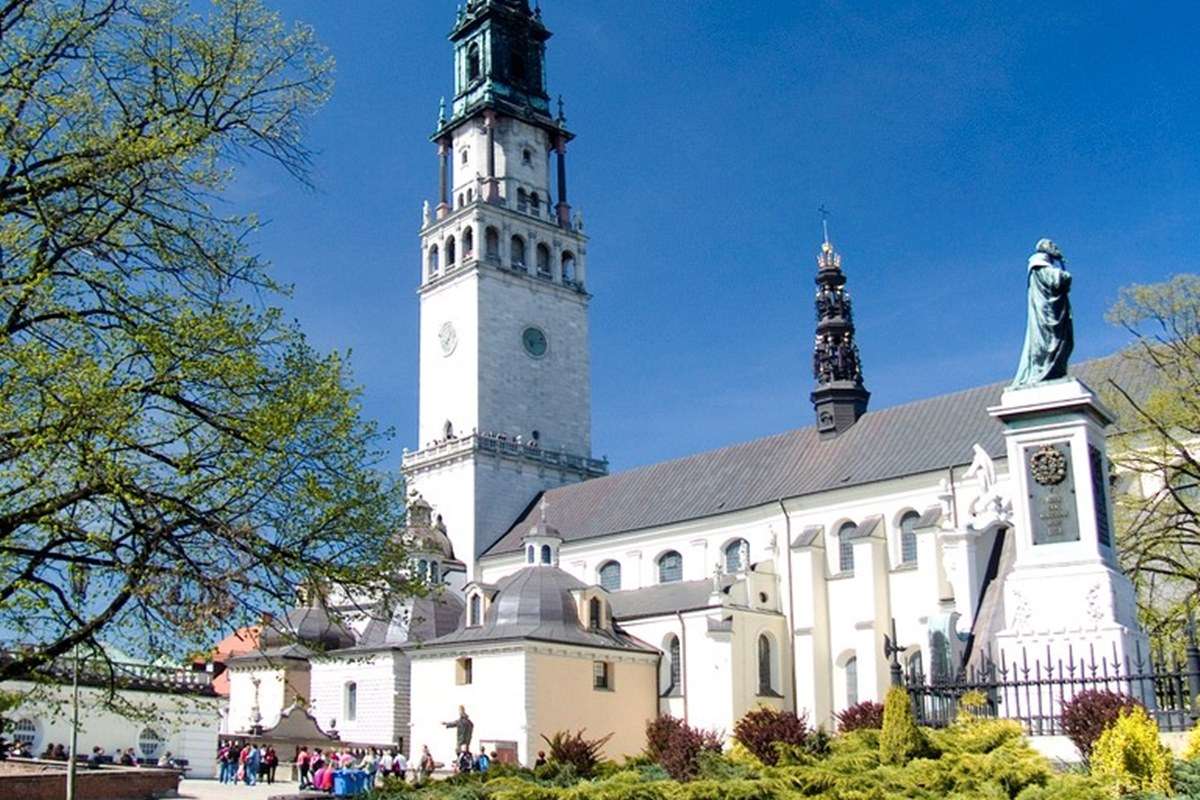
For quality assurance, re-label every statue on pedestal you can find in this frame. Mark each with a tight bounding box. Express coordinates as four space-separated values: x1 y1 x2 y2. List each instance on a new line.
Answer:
1013 239 1073 387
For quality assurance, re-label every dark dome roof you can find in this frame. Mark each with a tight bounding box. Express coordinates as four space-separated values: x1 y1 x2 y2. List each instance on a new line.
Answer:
261 605 355 651
403 494 456 559
424 566 655 654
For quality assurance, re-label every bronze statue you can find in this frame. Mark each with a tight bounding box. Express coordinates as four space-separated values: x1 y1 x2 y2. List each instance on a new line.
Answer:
1013 239 1073 387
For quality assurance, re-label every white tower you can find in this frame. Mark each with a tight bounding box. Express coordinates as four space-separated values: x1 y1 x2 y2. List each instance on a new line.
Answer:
403 0 605 577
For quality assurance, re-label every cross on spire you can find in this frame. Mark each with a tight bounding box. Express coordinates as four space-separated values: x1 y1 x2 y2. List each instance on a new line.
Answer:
819 204 831 247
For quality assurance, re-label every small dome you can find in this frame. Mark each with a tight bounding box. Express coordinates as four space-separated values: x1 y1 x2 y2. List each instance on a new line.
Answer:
261 605 355 651
402 493 455 559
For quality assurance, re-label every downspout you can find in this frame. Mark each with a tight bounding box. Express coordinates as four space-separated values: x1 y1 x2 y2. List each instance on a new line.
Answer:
779 499 798 711
675 610 689 723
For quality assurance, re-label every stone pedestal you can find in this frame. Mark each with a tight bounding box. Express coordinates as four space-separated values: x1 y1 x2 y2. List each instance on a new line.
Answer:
988 378 1146 672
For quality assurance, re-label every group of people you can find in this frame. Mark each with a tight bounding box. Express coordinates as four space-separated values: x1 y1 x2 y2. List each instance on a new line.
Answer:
296 746 405 792
216 741 279 785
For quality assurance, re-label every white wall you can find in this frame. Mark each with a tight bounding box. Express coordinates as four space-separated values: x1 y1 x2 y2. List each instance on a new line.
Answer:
309 650 410 749
3 680 219 775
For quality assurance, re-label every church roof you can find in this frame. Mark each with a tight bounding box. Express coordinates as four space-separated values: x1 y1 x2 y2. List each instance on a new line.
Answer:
484 354 1149 557
420 566 655 654
607 577 734 621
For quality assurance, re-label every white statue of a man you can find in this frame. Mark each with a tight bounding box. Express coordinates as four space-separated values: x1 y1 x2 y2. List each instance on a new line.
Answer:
965 444 1001 517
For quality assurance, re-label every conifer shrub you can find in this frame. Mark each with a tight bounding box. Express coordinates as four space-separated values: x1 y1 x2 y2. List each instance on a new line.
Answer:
1060 688 1143 761
1184 717 1200 761
879 686 925 765
835 700 885 732
732 707 810 765
1088 706 1172 796
540 729 612 779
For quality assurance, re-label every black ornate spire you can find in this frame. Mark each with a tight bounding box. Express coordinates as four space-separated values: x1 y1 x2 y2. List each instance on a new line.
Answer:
810 233 870 437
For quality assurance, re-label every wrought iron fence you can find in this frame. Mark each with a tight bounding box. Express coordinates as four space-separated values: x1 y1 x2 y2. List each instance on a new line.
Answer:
898 637 1200 736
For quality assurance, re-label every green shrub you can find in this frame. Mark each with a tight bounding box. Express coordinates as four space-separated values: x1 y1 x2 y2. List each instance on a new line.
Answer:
1013 773 1114 800
879 687 925 765
541 730 612 779
732 707 810 766
926 718 1025 756
1089 706 1172 796
643 715 724 781
1172 757 1200 797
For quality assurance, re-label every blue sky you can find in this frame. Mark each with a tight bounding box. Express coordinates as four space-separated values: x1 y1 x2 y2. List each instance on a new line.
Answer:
240 1 1200 472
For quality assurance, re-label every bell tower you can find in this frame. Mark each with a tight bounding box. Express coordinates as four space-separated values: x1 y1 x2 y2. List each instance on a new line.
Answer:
403 0 605 577
810 229 870 437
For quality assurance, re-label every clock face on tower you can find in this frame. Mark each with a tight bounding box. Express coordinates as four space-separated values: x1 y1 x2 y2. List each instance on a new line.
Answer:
439 322 457 356
522 326 548 358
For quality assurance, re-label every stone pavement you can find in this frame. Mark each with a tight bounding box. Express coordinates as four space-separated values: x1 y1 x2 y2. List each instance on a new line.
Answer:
178 777 307 800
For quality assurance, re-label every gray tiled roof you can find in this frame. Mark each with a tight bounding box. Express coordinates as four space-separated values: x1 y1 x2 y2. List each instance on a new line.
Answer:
607 577 732 621
419 566 656 653
484 354 1149 557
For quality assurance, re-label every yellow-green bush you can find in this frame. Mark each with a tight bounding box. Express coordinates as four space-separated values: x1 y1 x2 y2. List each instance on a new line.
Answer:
1185 717 1200 761
1088 705 1172 795
879 686 925 765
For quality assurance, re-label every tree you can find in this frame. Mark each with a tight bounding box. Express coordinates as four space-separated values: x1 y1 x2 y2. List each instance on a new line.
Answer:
1104 275 1200 645
0 0 413 684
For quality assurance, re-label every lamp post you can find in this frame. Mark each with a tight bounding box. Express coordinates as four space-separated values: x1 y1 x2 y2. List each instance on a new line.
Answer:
66 563 89 800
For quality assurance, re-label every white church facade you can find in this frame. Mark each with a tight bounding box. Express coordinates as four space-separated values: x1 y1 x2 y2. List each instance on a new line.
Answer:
225 0 1149 767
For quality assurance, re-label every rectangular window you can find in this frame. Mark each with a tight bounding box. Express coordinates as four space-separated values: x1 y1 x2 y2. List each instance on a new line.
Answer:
592 661 611 691
456 657 473 686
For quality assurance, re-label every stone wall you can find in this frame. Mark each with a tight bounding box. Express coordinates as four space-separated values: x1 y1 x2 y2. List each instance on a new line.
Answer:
0 760 179 800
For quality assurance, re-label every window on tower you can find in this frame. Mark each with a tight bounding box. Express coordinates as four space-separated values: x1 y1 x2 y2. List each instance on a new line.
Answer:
517 188 528 213
510 236 526 269
463 227 474 257
536 243 551 276
530 192 541 215
467 43 481 82
561 251 576 283
427 244 440 277
485 227 500 261
446 236 456 266
510 50 527 83
522 149 533 166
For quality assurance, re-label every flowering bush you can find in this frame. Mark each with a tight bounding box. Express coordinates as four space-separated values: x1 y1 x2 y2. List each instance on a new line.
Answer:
643 715 723 781
1060 689 1143 761
1089 706 1172 795
835 700 885 733
732 707 810 765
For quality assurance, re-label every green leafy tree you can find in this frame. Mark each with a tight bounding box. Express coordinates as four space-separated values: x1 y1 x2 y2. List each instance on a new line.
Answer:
0 0 413 684
1104 275 1200 644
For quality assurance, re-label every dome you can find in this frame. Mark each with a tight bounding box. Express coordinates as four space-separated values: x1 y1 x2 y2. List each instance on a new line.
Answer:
401 493 456 560
260 605 355 651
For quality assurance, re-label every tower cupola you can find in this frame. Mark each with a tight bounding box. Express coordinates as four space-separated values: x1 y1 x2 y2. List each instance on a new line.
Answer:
522 496 562 567
810 231 870 437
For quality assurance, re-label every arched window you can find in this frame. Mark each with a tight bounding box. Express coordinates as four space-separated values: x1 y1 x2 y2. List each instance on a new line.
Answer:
461 148 469 164
667 635 681 691
536 243 551 275
11 719 38 751
526 544 535 564
138 728 163 759
588 597 602 629
510 51 527 82
530 192 541 214
463 227 474 257
417 559 428 581
427 244 440 277
657 551 683 584
598 561 621 592
446 236 456 266
522 148 533 166
467 43 481 81
906 651 924 683
540 544 552 564
757 634 773 695
345 682 357 722
485 226 500 260
899 511 920 565
510 236 526 268
838 521 857 573
430 561 440 583
469 594 482 627
845 656 858 706
467 187 474 203
723 539 749 573
517 188 528 212
562 251 576 283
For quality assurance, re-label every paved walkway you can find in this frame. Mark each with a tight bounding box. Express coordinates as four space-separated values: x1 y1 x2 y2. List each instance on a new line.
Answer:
178 777 304 800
